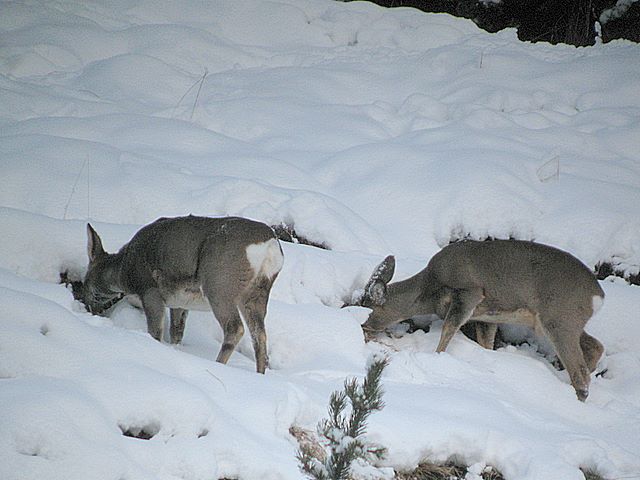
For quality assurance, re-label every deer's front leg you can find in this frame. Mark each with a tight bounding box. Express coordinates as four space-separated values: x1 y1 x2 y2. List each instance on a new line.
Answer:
170 308 188 344
474 322 498 350
436 288 484 353
141 288 166 342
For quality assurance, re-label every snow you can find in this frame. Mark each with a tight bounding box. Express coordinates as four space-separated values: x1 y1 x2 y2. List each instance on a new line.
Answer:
1 1 639 479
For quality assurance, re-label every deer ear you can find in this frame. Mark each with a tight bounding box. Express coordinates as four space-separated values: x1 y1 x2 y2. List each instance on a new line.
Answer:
360 255 395 307
365 255 395 288
377 255 395 284
87 223 106 262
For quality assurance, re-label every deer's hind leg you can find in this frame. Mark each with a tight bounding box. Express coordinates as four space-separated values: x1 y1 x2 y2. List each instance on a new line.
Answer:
436 288 485 353
206 295 245 366
580 331 604 372
237 276 274 374
539 314 591 401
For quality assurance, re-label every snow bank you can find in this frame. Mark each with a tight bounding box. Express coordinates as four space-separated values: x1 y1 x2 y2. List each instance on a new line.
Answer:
2 0 640 479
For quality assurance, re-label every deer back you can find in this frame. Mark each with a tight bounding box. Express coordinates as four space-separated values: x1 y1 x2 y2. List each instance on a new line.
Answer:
425 240 604 315
117 216 280 297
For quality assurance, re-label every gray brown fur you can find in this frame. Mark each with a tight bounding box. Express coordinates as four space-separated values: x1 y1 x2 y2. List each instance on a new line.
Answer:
84 215 283 373
360 239 605 401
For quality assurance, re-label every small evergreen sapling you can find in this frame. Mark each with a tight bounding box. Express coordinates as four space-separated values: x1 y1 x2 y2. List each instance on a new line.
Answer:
297 356 388 480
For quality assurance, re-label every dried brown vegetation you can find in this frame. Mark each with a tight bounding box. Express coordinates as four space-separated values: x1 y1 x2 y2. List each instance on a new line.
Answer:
271 223 329 250
580 467 607 480
395 460 504 480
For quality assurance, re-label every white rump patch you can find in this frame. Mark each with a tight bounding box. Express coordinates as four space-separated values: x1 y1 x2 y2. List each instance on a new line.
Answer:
592 294 604 315
245 238 284 280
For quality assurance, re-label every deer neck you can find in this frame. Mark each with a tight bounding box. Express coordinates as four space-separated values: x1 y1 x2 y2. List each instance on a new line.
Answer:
386 272 433 318
103 252 127 293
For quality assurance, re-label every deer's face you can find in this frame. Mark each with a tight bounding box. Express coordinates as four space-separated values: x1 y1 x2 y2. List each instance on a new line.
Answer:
358 255 396 341
83 258 121 314
83 223 122 314
361 304 398 341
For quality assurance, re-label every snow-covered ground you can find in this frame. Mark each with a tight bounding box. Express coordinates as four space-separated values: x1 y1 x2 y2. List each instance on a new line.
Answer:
1 1 640 479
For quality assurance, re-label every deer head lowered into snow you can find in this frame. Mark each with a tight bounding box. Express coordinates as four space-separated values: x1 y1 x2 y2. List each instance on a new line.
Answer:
358 239 605 401
83 215 283 373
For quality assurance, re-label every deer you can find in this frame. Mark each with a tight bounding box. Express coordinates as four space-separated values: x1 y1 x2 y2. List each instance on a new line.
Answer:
358 239 605 401
83 215 283 374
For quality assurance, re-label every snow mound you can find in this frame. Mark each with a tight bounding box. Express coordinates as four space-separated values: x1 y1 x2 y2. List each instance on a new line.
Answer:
2 0 640 479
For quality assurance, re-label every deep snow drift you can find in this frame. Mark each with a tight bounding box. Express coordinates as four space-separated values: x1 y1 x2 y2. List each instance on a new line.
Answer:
1 1 639 479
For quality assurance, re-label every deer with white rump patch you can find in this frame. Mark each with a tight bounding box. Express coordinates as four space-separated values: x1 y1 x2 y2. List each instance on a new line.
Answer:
359 239 605 401
83 215 283 373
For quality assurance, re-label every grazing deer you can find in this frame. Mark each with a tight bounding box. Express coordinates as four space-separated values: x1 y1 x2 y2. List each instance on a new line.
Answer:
359 240 605 401
83 215 283 373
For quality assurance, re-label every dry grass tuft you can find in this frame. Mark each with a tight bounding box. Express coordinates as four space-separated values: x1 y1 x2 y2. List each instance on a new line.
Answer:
395 461 466 480
289 425 327 463
395 459 504 480
580 467 607 480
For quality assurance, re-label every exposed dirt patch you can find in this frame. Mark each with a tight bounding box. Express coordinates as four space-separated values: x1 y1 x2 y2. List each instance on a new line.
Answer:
119 423 159 440
271 223 329 250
